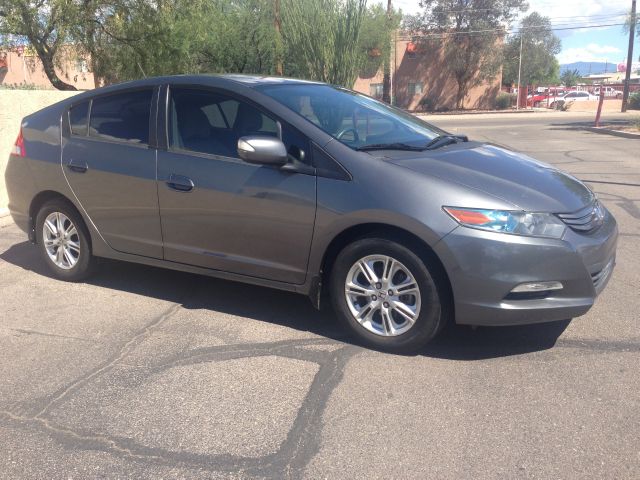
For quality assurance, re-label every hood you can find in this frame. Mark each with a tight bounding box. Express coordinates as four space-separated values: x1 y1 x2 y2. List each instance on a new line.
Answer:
384 142 594 213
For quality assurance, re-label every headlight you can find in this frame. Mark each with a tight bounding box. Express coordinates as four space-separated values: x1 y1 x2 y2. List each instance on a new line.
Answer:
443 207 566 239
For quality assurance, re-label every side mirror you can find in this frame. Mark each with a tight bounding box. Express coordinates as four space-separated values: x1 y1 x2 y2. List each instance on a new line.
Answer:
237 136 288 166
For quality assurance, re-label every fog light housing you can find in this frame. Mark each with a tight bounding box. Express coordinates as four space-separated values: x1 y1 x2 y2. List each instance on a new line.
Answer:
510 281 563 293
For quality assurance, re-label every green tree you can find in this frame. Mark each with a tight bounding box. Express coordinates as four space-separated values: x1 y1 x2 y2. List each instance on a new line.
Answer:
406 0 527 109
358 4 401 81
560 68 581 88
502 12 560 86
281 0 367 87
1 0 391 89
76 0 278 84
0 0 82 90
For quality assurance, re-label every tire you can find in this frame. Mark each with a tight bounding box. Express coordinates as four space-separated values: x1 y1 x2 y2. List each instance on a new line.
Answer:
330 238 446 353
35 199 95 281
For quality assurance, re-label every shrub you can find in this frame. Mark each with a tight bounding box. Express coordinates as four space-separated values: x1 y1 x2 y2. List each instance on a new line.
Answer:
628 92 640 110
495 92 514 110
553 100 572 111
0 82 42 90
418 96 436 112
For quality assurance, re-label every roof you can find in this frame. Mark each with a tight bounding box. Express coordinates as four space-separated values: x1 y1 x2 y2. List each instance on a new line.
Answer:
66 74 325 104
109 74 323 89
217 74 323 86
582 72 640 82
583 74 612 80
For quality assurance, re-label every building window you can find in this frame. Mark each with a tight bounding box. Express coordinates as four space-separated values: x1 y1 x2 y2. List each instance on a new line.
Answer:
75 58 88 73
408 82 423 96
370 83 383 98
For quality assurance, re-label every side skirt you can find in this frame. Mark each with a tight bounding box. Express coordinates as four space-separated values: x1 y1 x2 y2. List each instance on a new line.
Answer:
93 249 315 297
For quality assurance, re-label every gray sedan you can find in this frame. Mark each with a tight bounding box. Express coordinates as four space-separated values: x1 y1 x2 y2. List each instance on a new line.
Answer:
4 75 617 352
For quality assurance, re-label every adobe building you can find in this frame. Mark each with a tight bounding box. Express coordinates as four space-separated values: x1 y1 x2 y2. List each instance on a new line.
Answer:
354 36 502 111
0 46 95 90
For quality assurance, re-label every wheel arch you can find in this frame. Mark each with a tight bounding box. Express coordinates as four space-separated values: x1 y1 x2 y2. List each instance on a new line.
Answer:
318 223 454 319
29 191 88 247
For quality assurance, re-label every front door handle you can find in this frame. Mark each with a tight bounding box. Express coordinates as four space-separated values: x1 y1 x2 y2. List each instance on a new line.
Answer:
166 174 194 192
67 159 88 173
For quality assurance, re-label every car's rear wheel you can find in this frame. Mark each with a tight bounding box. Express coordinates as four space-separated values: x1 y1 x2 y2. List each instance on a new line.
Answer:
330 238 445 353
35 200 95 281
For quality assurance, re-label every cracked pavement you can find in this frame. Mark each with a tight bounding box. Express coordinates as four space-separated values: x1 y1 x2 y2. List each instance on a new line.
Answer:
1 111 639 479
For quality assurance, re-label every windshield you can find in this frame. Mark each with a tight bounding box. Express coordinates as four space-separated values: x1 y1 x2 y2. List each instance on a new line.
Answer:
257 84 444 150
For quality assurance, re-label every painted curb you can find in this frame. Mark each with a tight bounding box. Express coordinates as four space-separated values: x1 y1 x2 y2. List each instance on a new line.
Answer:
584 127 640 139
413 109 536 116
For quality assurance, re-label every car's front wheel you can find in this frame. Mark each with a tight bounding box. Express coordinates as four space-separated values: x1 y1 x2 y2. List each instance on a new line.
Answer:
330 238 446 353
35 200 95 281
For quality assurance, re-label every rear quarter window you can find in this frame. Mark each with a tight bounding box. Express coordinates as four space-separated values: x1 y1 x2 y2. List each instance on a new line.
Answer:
69 101 89 136
89 89 153 144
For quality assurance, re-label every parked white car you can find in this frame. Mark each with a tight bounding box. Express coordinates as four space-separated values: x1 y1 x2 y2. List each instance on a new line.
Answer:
562 91 599 101
549 91 598 109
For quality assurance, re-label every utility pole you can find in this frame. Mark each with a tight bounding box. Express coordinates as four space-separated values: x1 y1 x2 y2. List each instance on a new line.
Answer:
622 0 636 112
274 0 283 76
516 33 523 110
382 0 392 104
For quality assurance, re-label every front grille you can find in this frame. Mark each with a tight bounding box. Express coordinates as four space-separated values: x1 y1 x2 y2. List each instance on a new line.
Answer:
591 258 615 291
557 201 605 233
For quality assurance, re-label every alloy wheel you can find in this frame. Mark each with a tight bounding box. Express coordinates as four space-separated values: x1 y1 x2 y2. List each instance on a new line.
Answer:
42 212 80 270
344 255 422 336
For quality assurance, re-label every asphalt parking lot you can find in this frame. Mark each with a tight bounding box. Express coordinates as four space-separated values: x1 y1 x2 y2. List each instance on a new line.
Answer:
1 111 638 479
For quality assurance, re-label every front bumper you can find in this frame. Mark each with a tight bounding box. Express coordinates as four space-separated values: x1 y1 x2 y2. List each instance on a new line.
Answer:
434 209 618 326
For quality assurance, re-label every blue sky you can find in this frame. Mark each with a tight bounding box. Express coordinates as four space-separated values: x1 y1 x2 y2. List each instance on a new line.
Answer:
375 0 637 66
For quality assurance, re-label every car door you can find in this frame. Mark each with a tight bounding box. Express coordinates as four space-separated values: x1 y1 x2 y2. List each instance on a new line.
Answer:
62 87 163 258
156 85 317 284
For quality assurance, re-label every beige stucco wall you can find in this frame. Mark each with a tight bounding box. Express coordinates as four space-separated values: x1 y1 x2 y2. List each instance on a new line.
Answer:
566 99 623 113
0 90 81 212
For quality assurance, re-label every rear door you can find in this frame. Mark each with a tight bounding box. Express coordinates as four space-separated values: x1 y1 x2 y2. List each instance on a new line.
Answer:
156 85 317 284
62 87 163 258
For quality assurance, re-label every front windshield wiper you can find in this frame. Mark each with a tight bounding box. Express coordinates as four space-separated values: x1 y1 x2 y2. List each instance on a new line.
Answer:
423 134 468 150
356 135 469 152
355 142 426 152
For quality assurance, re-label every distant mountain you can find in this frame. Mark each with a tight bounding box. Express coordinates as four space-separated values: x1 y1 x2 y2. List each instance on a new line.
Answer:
560 61 620 76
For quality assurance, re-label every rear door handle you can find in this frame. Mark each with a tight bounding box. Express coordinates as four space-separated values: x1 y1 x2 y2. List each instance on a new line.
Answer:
67 159 88 173
166 174 194 192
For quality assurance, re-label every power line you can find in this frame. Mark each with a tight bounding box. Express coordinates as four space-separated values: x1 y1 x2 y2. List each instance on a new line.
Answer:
536 12 630 20
411 5 631 15
408 11 630 23
398 22 628 39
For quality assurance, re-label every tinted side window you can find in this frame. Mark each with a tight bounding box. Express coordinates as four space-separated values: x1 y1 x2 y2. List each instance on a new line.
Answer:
170 88 280 158
89 89 152 144
69 101 89 136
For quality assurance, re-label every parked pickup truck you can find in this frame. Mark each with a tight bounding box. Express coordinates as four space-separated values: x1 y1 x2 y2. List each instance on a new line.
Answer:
593 86 623 98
